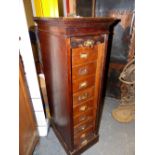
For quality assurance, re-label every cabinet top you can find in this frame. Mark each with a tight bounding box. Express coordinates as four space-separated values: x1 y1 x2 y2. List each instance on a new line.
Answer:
34 17 118 28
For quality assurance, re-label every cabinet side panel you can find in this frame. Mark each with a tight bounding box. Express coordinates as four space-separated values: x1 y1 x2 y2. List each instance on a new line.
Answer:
95 34 109 133
38 31 73 149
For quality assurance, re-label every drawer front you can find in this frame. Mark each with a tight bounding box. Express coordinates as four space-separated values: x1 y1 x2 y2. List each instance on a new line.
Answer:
74 132 94 148
74 127 94 147
72 75 95 93
74 119 95 135
74 123 95 148
73 99 95 116
74 127 94 140
71 35 105 48
74 108 95 126
72 46 98 66
73 87 94 105
72 62 97 81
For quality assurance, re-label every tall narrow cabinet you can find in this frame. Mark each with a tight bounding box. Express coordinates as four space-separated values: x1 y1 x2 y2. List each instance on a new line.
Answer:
34 17 117 155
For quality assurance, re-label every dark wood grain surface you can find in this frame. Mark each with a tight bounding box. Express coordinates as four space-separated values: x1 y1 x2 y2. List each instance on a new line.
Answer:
38 32 73 150
72 46 98 66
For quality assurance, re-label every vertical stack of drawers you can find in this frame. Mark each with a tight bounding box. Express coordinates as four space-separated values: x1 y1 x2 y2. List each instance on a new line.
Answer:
35 17 117 155
72 43 98 148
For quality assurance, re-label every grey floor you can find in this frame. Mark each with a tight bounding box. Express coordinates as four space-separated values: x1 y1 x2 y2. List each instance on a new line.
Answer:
33 97 135 155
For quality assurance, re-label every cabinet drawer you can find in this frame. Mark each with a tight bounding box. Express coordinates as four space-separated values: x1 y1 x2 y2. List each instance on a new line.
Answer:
74 127 94 140
73 87 94 105
73 99 95 116
71 35 105 48
74 108 95 126
72 62 97 81
72 46 98 66
74 130 95 148
74 119 95 135
72 75 95 93
74 126 94 141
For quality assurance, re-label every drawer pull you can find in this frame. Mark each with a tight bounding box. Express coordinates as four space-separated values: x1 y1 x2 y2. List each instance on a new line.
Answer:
83 40 94 47
81 133 86 138
79 116 87 121
81 125 86 130
78 93 88 101
80 53 88 59
81 139 88 145
79 81 87 89
78 68 88 75
79 105 87 111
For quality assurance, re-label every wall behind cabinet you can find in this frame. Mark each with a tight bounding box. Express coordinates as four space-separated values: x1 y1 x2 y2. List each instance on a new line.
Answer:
76 0 134 98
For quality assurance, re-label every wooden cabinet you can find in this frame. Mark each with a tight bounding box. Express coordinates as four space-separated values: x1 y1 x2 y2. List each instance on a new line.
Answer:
19 57 39 155
34 17 117 155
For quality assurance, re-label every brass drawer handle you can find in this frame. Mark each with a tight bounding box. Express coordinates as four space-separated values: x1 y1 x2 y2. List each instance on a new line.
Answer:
80 125 86 131
83 40 94 47
78 93 88 101
79 81 87 89
81 133 86 138
78 67 88 75
79 105 87 111
81 139 88 145
79 115 87 121
80 53 88 59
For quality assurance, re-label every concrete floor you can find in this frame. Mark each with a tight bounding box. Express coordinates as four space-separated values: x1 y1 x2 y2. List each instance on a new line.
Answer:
33 97 135 155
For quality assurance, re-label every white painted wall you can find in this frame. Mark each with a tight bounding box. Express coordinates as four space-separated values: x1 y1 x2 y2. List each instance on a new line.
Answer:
19 0 49 136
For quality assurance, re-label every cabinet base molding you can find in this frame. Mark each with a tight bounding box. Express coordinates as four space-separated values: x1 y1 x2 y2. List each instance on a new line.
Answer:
51 121 99 155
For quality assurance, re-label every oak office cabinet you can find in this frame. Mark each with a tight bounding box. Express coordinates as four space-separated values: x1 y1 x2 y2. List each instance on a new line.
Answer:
34 17 116 155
